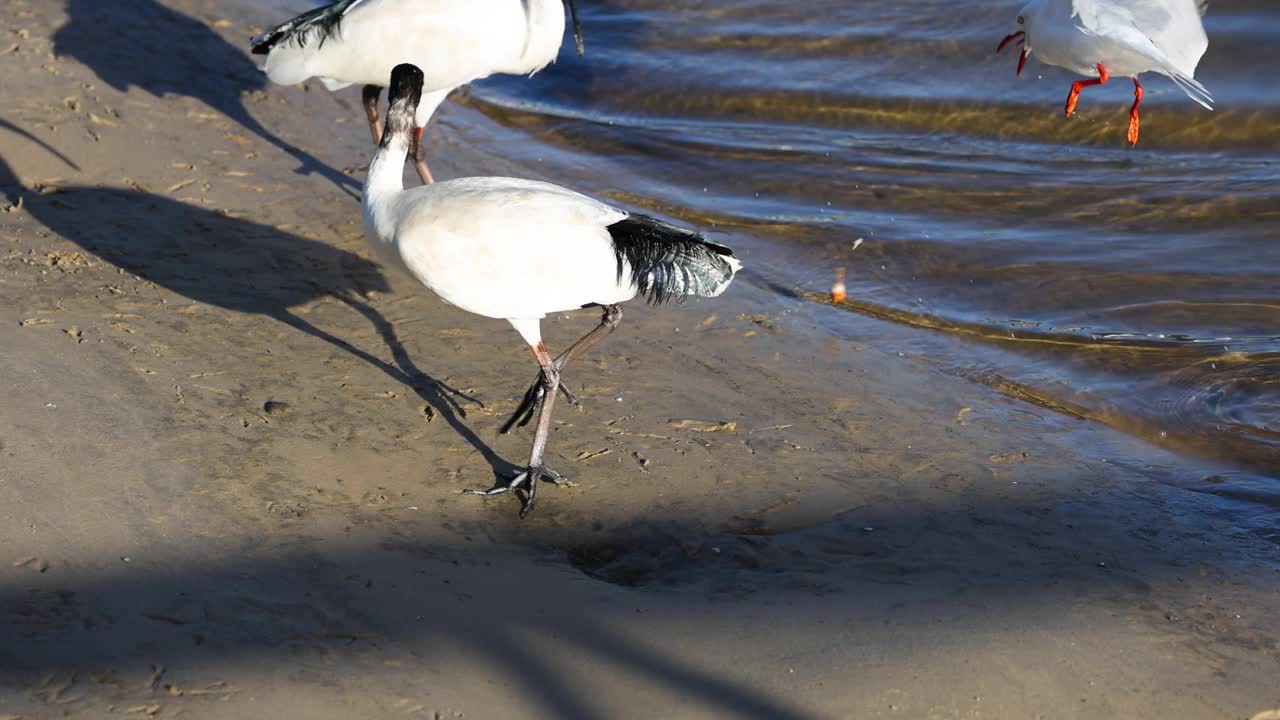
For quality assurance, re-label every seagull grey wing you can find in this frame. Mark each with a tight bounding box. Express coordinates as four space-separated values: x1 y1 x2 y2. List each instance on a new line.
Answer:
1069 0 1104 29
1132 0 1209 78
1071 0 1213 108
1073 0 1208 78
251 0 370 54
1070 0 1164 40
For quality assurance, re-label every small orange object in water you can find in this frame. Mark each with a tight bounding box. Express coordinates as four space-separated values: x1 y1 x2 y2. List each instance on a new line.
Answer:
831 267 847 304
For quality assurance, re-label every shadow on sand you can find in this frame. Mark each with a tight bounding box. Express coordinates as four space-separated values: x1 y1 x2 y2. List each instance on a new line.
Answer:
0 119 817 718
0 537 817 719
1 119 517 479
0 478 1261 717
52 0 361 195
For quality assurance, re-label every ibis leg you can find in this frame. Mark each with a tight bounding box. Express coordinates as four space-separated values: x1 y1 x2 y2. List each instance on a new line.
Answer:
410 126 435 185
465 342 569 517
505 378 578 435
501 305 623 434
1128 78 1143 146
1064 64 1110 117
362 85 383 144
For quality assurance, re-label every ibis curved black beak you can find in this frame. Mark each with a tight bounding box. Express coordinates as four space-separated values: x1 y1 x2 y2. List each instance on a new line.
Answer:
566 0 585 56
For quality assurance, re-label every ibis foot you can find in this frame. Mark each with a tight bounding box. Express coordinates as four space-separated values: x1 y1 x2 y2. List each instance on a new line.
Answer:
463 465 573 518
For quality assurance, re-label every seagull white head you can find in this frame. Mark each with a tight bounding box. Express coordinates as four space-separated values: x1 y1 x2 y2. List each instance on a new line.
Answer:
997 1 1042 77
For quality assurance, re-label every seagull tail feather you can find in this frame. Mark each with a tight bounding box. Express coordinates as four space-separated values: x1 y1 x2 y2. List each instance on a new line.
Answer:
1170 73 1214 111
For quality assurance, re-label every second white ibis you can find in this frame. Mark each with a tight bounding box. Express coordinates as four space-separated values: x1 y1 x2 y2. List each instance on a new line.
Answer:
251 0 585 183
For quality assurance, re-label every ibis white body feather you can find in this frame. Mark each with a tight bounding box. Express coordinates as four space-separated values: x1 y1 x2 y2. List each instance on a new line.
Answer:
1020 0 1212 108
362 132 739 345
256 0 569 127
365 172 635 334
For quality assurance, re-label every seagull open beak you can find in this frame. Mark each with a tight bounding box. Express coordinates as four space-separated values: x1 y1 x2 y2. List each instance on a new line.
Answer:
997 31 1025 54
997 31 1029 76
566 0 585 56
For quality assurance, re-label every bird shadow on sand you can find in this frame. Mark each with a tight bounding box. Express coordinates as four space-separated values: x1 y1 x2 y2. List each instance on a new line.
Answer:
0 538 816 719
0 471 1263 717
51 0 361 196
1 121 518 479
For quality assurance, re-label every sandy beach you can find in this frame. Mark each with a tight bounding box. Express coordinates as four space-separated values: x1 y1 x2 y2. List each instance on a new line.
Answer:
1 0 1278 717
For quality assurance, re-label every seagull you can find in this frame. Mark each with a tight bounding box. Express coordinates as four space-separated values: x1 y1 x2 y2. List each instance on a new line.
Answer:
251 0 585 184
363 63 741 517
997 0 1213 145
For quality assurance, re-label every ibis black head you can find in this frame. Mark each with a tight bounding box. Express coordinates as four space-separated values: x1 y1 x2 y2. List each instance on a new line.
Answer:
381 63 425 146
388 63 425 108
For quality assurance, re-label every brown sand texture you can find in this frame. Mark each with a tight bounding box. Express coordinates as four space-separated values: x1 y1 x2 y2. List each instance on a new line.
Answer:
1 0 1277 718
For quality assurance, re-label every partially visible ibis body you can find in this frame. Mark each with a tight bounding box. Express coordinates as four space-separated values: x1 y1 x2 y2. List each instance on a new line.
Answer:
252 0 583 182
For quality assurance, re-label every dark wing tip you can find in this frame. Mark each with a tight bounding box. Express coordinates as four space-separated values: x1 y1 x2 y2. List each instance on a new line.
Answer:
702 240 735 257
249 35 275 54
248 0 357 56
606 213 737 304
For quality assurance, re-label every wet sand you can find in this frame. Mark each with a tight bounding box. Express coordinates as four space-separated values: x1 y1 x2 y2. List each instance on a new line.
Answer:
1 1 1278 718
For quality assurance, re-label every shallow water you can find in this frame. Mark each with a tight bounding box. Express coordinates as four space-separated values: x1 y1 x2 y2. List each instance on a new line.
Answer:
256 1 1280 502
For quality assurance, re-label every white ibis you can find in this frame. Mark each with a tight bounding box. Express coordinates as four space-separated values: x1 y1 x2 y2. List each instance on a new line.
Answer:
997 0 1213 145
251 0 585 183
362 63 741 517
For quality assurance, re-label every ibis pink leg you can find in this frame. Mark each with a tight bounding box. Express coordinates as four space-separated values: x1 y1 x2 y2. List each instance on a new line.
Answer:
1128 78 1144 146
501 305 624 434
361 85 383 144
410 126 435 185
1065 64 1110 117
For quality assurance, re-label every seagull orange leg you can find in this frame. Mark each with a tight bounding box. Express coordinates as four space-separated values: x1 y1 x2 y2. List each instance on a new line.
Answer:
1128 77 1143 146
1064 64 1110 117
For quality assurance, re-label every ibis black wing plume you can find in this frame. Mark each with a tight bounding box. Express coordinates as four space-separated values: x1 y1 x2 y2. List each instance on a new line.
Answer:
607 214 740 305
250 0 365 55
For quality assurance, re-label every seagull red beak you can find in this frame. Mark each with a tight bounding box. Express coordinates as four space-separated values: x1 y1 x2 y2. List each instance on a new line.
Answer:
997 31 1025 54
997 31 1030 76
